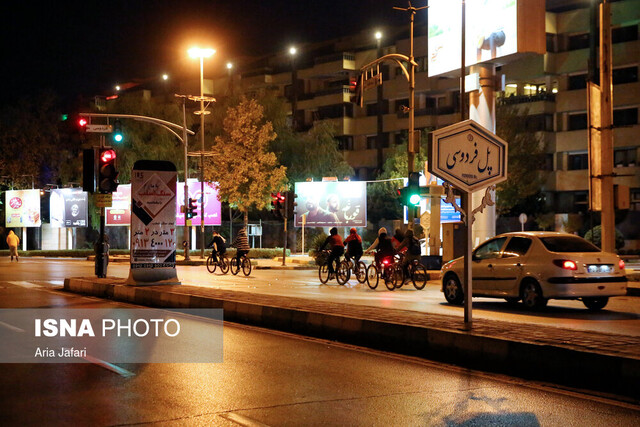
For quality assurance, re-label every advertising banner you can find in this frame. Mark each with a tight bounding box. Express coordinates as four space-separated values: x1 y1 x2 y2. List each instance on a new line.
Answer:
5 189 41 227
294 181 366 228
50 188 88 228
127 161 180 285
175 180 222 226
105 184 131 226
428 0 518 77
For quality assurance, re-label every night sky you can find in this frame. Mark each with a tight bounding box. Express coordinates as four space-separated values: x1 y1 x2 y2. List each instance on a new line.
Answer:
2 0 412 106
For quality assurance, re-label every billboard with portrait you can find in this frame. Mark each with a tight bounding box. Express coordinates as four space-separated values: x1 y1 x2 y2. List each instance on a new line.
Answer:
50 188 88 228
5 189 41 227
294 181 366 228
175 180 222 226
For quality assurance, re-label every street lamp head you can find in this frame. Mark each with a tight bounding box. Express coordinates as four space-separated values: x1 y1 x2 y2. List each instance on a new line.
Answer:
289 46 297 56
226 62 233 70
162 74 169 81
115 85 121 91
375 31 382 40
188 47 216 59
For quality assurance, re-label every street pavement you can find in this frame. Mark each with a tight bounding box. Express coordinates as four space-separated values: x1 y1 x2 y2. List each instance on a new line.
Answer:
64 254 640 401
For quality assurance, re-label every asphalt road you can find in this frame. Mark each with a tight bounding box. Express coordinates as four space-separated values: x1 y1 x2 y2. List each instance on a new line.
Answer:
0 277 639 426
3 257 640 336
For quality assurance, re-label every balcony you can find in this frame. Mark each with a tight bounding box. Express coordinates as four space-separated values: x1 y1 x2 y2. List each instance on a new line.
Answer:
298 53 356 79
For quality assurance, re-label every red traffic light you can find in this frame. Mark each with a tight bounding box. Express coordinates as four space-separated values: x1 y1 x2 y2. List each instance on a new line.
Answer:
100 149 116 163
78 118 87 127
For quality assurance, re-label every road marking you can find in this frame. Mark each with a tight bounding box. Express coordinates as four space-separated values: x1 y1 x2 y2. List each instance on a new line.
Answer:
0 320 25 333
82 354 136 378
219 412 270 427
7 281 42 288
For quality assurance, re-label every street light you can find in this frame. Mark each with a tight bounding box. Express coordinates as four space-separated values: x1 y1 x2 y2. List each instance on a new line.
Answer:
375 30 384 172
289 46 298 130
189 46 216 259
162 74 169 81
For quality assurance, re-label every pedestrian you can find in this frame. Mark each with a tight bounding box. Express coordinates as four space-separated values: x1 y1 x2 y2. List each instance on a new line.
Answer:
6 230 20 262
231 227 250 267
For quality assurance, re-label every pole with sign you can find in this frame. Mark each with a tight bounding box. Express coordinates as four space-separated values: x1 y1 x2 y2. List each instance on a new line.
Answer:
429 120 508 328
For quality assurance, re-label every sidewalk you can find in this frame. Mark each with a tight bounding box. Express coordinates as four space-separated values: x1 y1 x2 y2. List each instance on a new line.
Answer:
64 272 640 400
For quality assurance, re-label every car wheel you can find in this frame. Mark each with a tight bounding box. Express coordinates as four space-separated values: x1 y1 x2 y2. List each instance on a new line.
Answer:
582 296 609 311
520 280 547 309
443 274 464 305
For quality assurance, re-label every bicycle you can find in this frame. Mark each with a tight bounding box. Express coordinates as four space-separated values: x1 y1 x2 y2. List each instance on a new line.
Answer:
206 251 230 274
365 254 398 291
317 250 349 285
391 256 428 290
230 252 252 276
344 257 367 284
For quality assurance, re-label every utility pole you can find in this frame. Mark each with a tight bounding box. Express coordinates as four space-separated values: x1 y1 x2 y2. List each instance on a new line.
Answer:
176 95 191 261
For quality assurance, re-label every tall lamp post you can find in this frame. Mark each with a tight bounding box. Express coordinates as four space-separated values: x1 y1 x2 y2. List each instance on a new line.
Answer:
375 31 384 172
289 46 298 130
188 47 215 259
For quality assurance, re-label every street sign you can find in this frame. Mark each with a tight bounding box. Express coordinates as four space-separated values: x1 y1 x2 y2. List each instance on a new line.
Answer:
94 193 113 208
519 213 527 225
429 120 508 193
86 124 113 133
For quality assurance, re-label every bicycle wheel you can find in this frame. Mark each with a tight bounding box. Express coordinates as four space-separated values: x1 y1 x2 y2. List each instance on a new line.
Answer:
206 255 217 274
319 264 330 284
241 256 252 276
219 255 230 274
366 264 379 290
392 264 405 289
229 257 240 275
355 261 367 284
384 265 396 291
411 262 428 290
336 260 350 285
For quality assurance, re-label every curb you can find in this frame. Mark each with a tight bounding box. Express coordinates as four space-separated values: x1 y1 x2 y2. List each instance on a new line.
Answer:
64 277 640 400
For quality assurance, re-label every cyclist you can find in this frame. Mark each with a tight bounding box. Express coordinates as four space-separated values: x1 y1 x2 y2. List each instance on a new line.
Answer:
207 230 226 264
395 229 422 276
392 228 407 254
364 227 395 267
343 227 363 268
319 227 344 279
231 227 250 267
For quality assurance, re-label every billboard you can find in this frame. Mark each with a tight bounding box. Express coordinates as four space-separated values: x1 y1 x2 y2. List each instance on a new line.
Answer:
294 181 366 228
50 188 88 228
5 190 41 227
175 180 222 226
428 0 545 77
105 184 131 226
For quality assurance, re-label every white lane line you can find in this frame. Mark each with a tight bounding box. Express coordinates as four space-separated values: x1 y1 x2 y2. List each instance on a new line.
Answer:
7 281 42 288
219 413 270 427
82 354 136 378
0 320 25 333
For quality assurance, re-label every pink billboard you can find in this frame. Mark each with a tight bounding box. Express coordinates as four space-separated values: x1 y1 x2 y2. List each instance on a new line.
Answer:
175 180 222 226
105 184 131 226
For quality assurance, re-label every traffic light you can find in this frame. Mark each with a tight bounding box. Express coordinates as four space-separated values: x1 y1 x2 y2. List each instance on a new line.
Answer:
398 172 421 206
271 192 285 219
349 75 362 107
186 198 198 220
97 147 119 193
83 148 96 193
78 117 87 130
113 120 123 143
285 191 297 219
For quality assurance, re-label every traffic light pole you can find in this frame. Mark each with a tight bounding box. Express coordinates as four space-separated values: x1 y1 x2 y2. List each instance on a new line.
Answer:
96 134 107 278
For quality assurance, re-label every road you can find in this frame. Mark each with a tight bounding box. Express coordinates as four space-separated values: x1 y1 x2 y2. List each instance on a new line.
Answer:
0 273 639 425
4 257 640 336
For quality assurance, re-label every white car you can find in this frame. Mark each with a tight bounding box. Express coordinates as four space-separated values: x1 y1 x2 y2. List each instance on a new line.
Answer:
441 232 627 310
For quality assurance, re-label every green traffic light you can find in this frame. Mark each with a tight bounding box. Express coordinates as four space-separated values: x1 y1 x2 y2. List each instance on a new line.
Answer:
409 193 421 205
114 133 123 143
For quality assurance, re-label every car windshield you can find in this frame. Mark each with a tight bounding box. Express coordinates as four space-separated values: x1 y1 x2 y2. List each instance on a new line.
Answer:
539 236 600 252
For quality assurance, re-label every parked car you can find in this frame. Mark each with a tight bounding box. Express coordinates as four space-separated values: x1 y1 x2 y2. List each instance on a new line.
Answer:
441 232 627 310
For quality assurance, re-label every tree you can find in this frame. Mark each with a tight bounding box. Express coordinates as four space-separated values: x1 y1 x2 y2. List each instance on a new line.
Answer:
205 96 287 227
495 106 547 216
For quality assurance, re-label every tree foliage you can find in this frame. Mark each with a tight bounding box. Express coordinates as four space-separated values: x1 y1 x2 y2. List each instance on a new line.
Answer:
495 106 547 216
205 96 287 224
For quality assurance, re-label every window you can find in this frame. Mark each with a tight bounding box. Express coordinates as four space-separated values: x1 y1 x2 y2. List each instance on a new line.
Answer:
525 114 554 132
473 237 507 261
543 154 554 171
613 66 638 85
614 148 637 167
568 153 588 170
568 74 587 90
568 33 590 50
366 136 376 150
568 113 588 130
502 237 533 258
540 236 599 253
337 136 354 151
614 108 638 126
631 189 640 212
612 25 638 44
